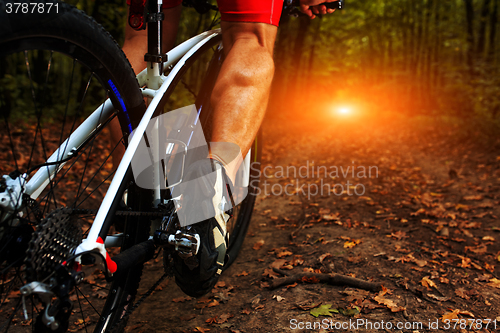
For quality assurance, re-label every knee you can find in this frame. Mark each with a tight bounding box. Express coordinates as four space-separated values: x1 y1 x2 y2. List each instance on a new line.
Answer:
236 46 275 86
211 48 274 106
226 44 275 87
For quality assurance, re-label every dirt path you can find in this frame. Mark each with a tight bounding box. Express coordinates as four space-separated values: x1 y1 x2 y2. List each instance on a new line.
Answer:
124 112 500 333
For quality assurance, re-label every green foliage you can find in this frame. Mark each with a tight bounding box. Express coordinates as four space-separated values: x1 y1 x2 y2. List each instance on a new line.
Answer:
65 0 127 44
1 49 108 122
271 0 500 132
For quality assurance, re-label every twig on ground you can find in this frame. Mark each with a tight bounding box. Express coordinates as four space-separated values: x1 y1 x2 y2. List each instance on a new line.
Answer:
270 268 382 292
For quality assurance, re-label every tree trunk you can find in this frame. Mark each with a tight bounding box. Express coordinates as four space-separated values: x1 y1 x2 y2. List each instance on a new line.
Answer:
477 0 491 57
290 15 311 95
488 0 498 63
463 0 475 73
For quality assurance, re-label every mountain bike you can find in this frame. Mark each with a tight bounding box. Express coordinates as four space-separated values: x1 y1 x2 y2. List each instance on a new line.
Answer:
0 0 342 332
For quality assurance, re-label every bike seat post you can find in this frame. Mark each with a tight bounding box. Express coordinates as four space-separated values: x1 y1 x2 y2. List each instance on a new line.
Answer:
145 0 167 90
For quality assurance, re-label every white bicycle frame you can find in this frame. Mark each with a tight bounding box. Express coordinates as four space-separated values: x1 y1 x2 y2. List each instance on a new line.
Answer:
18 28 250 273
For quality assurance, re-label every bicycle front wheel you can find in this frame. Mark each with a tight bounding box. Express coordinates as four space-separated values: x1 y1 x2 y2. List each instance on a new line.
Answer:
0 1 149 332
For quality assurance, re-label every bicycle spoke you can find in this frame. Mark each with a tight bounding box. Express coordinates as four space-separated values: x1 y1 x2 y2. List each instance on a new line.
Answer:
75 286 101 318
74 134 123 207
2 117 19 172
0 5 151 329
24 51 59 214
76 169 116 209
75 93 101 203
0 297 22 333
75 286 90 333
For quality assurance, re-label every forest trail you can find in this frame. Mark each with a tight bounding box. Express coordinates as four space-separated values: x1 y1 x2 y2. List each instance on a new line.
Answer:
124 112 500 333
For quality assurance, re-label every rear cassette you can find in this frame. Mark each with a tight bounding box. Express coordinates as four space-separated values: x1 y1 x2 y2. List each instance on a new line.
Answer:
26 209 82 282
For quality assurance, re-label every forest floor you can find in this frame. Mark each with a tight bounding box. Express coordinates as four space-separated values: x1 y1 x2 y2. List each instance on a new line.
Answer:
5 109 500 333
121 110 500 333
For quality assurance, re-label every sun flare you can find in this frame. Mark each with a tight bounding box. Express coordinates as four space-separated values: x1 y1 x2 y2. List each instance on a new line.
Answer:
338 107 352 115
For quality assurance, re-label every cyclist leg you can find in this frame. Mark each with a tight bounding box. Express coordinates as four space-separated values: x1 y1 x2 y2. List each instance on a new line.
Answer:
173 4 282 298
209 21 277 183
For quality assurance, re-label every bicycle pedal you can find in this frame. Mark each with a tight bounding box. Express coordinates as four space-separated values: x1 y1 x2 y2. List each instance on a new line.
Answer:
154 230 200 257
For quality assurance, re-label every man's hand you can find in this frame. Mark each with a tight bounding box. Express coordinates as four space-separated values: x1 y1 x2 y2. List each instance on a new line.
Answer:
300 0 338 19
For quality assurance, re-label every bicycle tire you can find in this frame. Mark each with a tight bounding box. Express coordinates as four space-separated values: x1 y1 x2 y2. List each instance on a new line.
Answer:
0 1 149 332
152 35 262 296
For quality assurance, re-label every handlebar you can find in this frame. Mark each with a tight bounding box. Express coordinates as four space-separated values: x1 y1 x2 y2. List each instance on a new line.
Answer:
283 0 343 18
130 0 343 31
289 0 343 10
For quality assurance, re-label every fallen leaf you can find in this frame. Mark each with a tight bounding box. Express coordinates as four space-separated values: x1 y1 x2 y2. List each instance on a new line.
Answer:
214 281 226 288
426 294 449 302
293 300 320 311
318 253 332 263
323 214 339 221
270 259 287 269
273 295 285 302
462 229 474 238
338 307 361 316
441 309 460 321
488 278 500 288
236 271 249 277
342 288 369 302
455 288 470 300
463 195 483 201
459 310 474 317
310 304 339 317
414 259 427 267
465 244 487 255
252 240 265 250
217 313 233 324
421 276 436 289
344 239 362 248
276 250 293 258
483 236 495 241
373 295 405 312
207 299 219 307
460 256 471 268
390 231 407 240
172 296 192 303
195 327 210 333
290 256 304 266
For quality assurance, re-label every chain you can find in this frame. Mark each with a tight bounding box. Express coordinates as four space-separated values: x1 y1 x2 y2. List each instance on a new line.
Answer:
68 207 171 217
108 272 169 332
